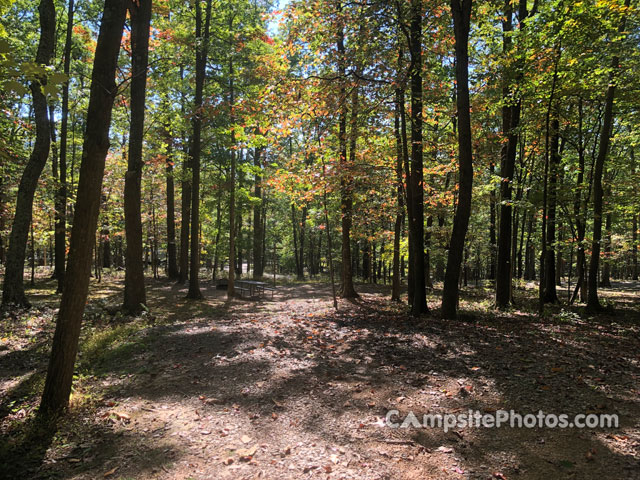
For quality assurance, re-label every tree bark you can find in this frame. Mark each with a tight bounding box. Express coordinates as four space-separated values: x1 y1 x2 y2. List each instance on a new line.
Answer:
228 44 236 298
252 147 264 278
391 87 405 302
165 132 179 279
2 0 56 308
336 1 357 298
187 0 212 300
543 113 559 303
587 0 629 310
53 0 74 292
40 0 127 414
442 0 473 320
632 147 638 280
123 0 151 313
495 0 528 309
408 0 427 315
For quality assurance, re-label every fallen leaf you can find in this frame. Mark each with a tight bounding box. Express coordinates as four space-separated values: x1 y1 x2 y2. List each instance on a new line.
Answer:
437 446 453 453
238 445 258 461
104 467 119 477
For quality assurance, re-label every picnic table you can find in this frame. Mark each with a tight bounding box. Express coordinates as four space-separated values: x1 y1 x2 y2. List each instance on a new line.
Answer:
234 280 276 299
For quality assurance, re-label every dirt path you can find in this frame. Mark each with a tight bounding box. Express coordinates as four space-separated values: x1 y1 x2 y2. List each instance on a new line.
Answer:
1 277 639 479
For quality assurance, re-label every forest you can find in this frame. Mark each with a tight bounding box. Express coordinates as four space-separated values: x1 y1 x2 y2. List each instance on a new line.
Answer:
0 0 639 478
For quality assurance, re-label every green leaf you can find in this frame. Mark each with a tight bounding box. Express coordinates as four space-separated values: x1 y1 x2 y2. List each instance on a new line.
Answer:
0 38 10 54
42 83 59 97
3 79 28 95
49 72 68 85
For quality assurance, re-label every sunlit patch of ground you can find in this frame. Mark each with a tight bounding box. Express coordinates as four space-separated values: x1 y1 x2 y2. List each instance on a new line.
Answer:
1 272 639 479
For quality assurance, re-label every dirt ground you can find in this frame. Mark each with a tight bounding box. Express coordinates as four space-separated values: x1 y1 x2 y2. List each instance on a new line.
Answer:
1 274 639 480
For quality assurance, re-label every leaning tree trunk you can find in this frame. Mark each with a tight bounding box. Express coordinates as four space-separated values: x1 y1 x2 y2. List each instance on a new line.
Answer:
2 0 55 308
442 0 473 320
39 0 127 415
123 0 151 314
587 0 629 311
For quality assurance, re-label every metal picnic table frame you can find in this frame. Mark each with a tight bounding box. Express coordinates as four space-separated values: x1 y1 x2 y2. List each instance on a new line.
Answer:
234 280 276 299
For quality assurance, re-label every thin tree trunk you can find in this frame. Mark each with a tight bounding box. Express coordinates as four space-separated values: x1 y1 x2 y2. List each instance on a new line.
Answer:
212 188 222 281
632 147 638 280
253 147 264 278
442 0 473 319
228 45 237 298
165 132 179 279
123 0 151 313
488 162 496 280
2 0 56 308
543 111 560 303
391 87 405 302
54 0 74 292
187 0 212 299
587 0 629 310
178 67 190 284
40 0 127 414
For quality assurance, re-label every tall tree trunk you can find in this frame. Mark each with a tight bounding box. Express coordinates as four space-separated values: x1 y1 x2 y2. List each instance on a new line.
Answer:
178 166 191 283
570 97 587 303
632 147 638 280
298 206 307 280
442 0 473 320
40 0 126 414
601 208 612 287
408 0 427 315
178 69 190 284
123 0 151 313
2 0 55 308
187 0 212 300
336 2 357 298
252 147 264 278
539 43 561 314
291 204 300 275
228 50 237 298
54 0 74 292
587 0 629 311
212 188 222 281
49 104 60 275
488 162 497 280
543 112 559 303
495 0 527 309
392 87 405 302
165 132 179 279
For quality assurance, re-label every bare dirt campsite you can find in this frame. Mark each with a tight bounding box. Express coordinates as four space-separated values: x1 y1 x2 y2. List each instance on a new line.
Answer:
1 275 639 479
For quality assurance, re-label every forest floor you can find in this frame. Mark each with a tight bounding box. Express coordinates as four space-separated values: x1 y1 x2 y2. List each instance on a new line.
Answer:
0 273 639 480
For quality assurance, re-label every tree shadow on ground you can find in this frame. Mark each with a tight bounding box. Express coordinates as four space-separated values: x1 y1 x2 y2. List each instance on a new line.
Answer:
2 277 638 479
